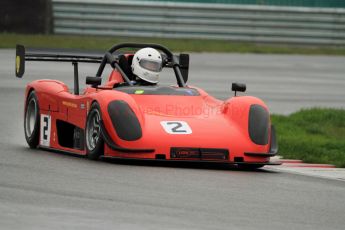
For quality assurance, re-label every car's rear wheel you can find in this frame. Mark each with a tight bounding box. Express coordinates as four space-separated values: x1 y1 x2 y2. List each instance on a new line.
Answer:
85 102 104 160
24 91 40 148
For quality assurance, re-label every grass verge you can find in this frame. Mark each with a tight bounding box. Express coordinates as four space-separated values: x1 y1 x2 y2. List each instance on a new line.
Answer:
1 33 345 55
271 108 345 167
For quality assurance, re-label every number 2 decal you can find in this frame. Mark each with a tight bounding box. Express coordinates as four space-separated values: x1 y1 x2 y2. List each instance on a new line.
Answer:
160 121 192 134
40 114 51 147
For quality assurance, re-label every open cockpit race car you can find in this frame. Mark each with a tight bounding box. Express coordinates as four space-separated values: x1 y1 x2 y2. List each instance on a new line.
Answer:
16 42 279 169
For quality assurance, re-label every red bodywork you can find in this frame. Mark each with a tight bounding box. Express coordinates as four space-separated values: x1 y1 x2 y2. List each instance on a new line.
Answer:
24 68 275 165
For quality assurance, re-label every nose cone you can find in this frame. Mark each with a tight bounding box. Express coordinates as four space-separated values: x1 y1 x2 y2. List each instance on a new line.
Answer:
141 112 245 150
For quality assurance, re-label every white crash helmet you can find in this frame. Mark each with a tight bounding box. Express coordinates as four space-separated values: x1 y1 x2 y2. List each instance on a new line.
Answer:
131 47 162 84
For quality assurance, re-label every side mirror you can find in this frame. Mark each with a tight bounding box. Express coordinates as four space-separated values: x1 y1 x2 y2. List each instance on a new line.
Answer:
86 76 102 87
232 82 246 96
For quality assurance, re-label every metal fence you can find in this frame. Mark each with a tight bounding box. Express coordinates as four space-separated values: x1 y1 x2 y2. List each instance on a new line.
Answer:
133 0 345 8
52 0 345 46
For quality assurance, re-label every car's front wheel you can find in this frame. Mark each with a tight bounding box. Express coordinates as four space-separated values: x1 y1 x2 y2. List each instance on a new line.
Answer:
85 102 104 160
24 91 40 148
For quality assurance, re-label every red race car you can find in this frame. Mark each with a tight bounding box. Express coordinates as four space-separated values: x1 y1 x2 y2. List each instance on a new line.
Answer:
16 43 279 169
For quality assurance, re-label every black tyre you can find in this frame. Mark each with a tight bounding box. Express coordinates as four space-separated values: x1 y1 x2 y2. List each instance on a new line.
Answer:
24 91 40 148
85 102 104 160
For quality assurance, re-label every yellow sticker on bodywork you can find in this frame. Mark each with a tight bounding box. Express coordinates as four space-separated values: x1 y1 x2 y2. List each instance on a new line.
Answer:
135 90 144 94
16 56 20 74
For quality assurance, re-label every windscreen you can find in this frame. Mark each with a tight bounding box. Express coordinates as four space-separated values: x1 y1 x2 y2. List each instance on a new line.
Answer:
115 86 200 96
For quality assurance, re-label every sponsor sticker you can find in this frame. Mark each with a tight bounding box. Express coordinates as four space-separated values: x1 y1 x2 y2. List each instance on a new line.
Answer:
135 90 145 94
16 56 20 74
62 101 78 108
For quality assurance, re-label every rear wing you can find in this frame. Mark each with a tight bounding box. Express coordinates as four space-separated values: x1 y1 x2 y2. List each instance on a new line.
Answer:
15 44 103 78
15 44 103 95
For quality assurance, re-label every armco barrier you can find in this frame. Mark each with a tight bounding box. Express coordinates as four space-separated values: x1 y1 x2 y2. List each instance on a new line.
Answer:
52 0 345 45
133 0 345 8
1 0 52 34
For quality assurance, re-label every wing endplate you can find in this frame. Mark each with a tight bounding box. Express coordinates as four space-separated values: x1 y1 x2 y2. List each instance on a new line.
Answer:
16 44 25 78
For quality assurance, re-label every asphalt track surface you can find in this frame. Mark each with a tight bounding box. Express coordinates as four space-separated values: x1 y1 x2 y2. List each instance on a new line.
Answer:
0 49 345 230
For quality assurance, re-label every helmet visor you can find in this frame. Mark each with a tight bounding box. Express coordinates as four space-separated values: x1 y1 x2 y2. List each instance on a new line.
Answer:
139 59 162 72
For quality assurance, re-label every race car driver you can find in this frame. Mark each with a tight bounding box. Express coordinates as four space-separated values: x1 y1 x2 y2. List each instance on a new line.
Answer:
131 47 163 85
